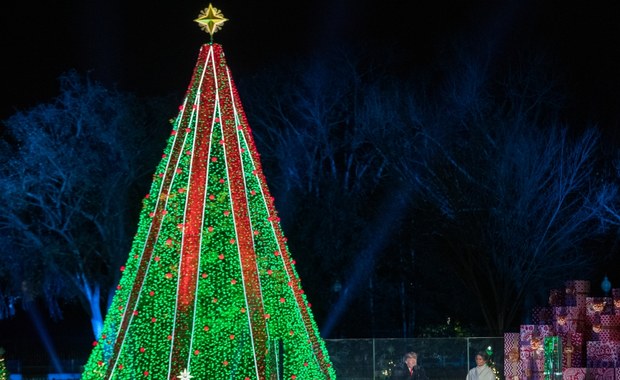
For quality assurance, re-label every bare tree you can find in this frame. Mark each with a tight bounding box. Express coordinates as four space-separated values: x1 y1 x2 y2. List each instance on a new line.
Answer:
241 49 415 337
0 71 169 338
241 44 617 337
390 51 615 333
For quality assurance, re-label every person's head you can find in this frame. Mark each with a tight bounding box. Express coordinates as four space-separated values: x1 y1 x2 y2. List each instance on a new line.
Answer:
475 351 489 367
403 352 418 368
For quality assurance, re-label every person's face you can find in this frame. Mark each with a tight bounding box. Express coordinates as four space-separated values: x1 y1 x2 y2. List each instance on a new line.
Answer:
476 355 486 366
405 356 417 368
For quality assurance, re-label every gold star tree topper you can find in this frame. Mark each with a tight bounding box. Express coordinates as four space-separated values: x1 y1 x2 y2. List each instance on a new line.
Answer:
194 4 228 37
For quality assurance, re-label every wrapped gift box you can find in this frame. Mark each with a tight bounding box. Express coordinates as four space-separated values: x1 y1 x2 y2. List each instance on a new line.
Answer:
523 356 545 380
584 317 620 342
505 332 519 349
520 325 554 343
586 297 614 317
585 297 596 317
565 280 590 293
562 367 586 380
560 332 584 368
602 297 615 315
585 313 600 340
543 336 562 379
519 325 553 379
503 358 525 380
598 329 620 342
587 331 601 342
564 288 576 307
532 306 553 324
504 333 524 379
586 341 620 368
585 367 616 379
601 314 620 329
582 328 620 343
554 306 585 334
613 289 620 315
549 288 565 307
565 280 590 308
519 325 554 361
586 313 600 325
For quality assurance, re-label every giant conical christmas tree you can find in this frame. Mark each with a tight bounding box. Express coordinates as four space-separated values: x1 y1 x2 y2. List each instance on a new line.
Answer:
82 5 336 379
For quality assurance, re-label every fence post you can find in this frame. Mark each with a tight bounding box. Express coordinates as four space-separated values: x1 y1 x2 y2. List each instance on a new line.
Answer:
372 338 376 380
466 337 471 373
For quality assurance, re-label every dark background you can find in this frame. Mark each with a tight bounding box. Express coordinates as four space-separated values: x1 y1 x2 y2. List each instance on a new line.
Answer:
3 1 620 132
2 0 620 373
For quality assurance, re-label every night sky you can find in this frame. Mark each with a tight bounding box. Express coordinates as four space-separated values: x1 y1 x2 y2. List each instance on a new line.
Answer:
3 1 620 132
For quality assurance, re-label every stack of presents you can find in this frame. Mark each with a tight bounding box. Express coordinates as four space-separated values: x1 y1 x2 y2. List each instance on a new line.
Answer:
504 280 620 379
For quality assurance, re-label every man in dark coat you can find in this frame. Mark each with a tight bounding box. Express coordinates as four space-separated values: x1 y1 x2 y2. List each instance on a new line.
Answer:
391 351 429 380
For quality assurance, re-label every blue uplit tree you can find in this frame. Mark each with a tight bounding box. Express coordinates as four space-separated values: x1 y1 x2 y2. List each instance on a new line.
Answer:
388 49 618 334
0 71 170 338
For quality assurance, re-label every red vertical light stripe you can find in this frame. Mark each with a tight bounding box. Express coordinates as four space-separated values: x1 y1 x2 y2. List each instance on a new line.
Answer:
103 80 201 379
168 45 216 379
228 73 334 379
218 45 268 379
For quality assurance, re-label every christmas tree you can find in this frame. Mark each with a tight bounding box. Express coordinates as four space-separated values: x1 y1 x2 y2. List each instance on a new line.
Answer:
82 5 336 379
0 347 8 380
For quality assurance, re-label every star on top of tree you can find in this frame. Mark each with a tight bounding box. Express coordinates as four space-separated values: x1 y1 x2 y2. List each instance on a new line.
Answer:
177 368 193 380
194 4 228 37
